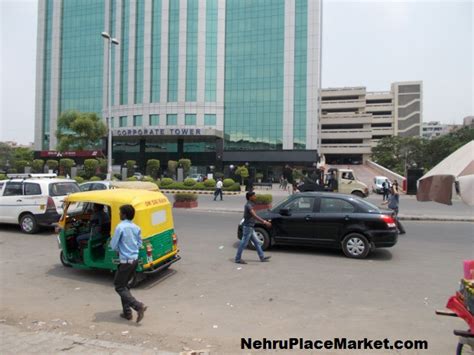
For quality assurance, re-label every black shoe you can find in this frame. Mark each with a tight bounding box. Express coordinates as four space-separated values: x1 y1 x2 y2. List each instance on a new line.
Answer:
261 256 271 262
136 304 147 323
235 260 247 264
120 313 132 321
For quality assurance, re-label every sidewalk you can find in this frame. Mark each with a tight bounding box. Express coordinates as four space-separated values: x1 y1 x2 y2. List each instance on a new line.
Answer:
165 188 474 222
0 324 214 355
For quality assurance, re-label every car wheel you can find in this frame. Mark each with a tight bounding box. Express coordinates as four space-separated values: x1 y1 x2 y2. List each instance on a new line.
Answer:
248 227 271 251
60 251 72 267
20 213 39 234
351 191 365 198
342 233 370 259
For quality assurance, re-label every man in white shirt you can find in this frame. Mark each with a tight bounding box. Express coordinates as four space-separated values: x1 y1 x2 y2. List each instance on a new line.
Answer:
214 178 223 201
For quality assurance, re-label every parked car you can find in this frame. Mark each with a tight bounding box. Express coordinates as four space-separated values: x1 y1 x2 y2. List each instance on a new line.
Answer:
188 173 202 182
373 176 390 194
0 174 80 233
80 181 159 192
133 172 144 180
237 192 398 259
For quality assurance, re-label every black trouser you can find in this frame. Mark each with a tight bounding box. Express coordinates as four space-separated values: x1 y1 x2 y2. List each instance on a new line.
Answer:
392 208 406 234
214 188 223 200
114 260 141 316
383 190 389 201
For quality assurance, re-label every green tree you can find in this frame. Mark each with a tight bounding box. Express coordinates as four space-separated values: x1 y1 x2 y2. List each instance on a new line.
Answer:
46 159 59 172
84 159 99 179
178 158 192 176
31 159 45 173
424 127 474 170
371 136 426 175
0 143 13 168
59 158 75 176
126 160 136 177
235 166 249 185
167 160 178 177
14 160 29 173
13 147 34 162
56 110 107 151
97 158 108 174
146 159 160 179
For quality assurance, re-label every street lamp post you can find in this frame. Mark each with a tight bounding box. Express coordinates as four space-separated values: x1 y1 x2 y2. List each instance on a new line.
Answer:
101 32 119 180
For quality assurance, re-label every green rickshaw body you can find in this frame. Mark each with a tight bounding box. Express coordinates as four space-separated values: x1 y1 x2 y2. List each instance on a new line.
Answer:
58 189 180 278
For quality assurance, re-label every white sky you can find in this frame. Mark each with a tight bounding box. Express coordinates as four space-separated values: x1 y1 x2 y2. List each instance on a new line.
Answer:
0 0 473 144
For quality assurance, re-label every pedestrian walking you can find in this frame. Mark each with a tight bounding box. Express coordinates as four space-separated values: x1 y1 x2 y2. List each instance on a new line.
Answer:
382 187 406 235
214 178 223 201
110 205 148 323
382 181 388 201
235 192 272 264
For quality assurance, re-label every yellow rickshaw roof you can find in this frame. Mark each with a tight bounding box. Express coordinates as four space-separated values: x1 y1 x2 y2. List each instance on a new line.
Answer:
65 189 169 208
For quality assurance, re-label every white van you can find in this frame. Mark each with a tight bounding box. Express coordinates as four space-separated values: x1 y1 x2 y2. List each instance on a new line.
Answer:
0 174 80 233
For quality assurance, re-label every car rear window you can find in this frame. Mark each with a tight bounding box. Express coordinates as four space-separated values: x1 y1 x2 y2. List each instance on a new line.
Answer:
357 199 381 213
49 182 80 197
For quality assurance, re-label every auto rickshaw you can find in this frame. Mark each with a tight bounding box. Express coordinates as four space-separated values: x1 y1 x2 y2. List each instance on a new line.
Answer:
57 189 180 287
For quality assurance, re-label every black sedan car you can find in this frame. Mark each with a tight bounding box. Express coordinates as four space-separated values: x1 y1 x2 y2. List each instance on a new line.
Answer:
238 192 398 259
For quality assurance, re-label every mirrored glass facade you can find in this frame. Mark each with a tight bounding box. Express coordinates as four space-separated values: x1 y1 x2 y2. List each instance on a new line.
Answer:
36 0 321 167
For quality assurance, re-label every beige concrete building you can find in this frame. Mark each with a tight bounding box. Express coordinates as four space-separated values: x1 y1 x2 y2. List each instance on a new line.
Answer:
320 81 422 163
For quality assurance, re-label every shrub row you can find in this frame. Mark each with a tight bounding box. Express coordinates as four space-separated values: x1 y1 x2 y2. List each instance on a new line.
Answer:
255 194 273 204
160 181 240 192
174 193 198 202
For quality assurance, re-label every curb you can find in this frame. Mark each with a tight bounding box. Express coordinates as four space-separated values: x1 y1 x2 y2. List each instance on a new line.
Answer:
188 208 474 222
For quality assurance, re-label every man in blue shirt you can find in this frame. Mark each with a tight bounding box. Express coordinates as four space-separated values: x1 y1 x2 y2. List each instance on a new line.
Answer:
110 204 147 323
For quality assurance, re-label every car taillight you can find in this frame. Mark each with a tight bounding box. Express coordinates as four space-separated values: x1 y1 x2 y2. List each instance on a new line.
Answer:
47 197 56 210
381 215 396 228
173 233 178 248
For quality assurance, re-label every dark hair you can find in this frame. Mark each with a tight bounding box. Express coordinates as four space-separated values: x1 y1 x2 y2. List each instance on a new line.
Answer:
246 191 256 200
119 204 135 220
93 203 103 212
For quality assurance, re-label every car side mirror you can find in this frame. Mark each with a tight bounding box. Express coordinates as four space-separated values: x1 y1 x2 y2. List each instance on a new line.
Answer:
279 208 291 216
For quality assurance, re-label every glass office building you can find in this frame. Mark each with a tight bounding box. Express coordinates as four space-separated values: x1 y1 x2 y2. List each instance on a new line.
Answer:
35 0 321 176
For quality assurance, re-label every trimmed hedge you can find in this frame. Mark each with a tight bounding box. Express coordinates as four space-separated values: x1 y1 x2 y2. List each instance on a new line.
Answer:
174 193 198 202
204 178 216 188
159 181 241 192
74 176 85 183
160 177 174 186
90 176 101 181
183 178 196 187
0 174 6 180
142 176 154 182
255 194 272 204
223 178 235 187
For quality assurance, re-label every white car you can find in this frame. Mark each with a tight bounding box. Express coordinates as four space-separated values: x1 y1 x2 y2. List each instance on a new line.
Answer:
79 181 110 192
0 174 80 233
373 176 391 194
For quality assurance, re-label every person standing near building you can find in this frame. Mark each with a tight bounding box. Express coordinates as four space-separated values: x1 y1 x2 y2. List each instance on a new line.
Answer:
110 205 147 323
382 187 406 235
235 192 272 264
214 178 223 201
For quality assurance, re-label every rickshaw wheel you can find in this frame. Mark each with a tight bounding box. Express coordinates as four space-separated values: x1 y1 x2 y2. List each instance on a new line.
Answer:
60 251 71 267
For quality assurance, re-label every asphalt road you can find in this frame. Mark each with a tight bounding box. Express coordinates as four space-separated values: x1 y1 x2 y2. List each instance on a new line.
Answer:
0 212 473 354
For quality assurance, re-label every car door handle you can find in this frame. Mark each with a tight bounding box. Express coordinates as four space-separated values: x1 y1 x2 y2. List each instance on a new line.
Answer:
305 215 312 221
16 199 22 202
344 215 351 221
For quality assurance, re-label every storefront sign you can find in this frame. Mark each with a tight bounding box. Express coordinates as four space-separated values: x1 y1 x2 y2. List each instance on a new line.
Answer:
113 128 203 137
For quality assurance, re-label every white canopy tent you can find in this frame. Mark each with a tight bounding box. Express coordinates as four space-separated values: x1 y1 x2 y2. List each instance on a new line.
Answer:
417 140 474 206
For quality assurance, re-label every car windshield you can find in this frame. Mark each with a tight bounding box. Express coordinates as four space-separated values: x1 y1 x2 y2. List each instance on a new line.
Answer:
357 198 381 213
271 196 293 211
49 182 80 196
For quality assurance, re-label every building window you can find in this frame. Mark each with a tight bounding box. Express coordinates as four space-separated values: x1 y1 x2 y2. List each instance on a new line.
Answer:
119 116 128 127
149 114 159 126
167 0 179 102
133 115 143 126
204 114 216 126
167 114 177 125
109 117 114 128
185 0 198 101
185 114 196 125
